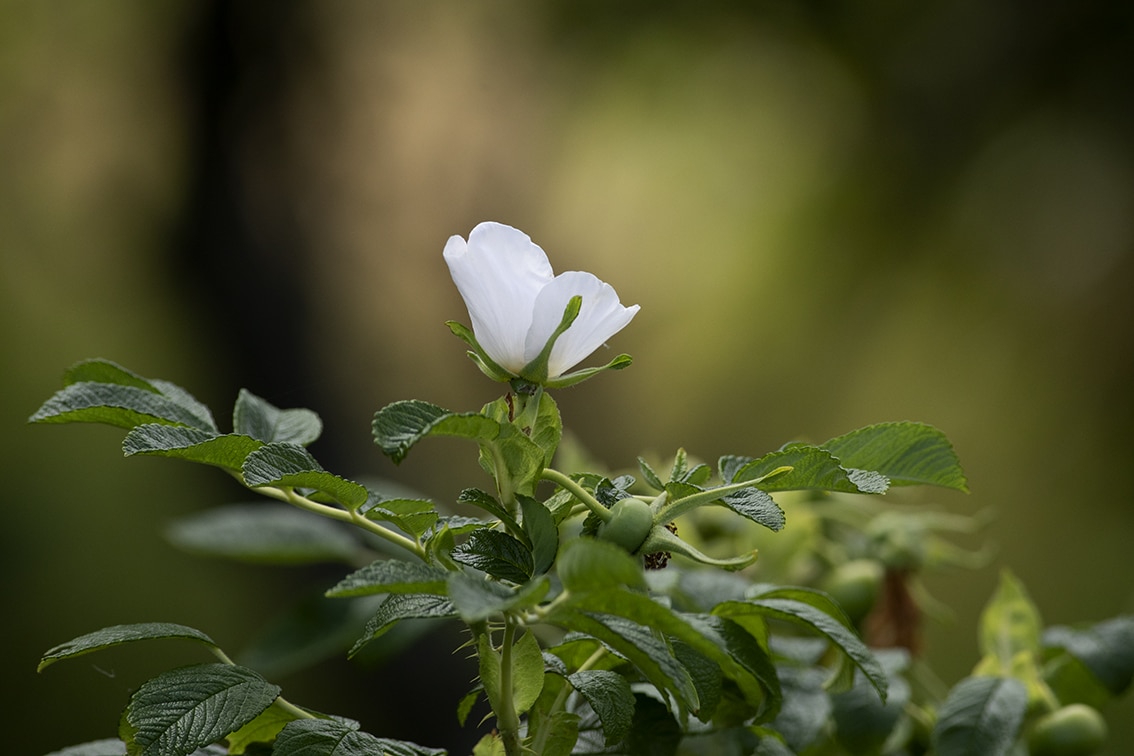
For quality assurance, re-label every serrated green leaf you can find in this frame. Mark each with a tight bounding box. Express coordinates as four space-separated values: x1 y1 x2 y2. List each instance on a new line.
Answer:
1044 615 1134 697
233 389 322 446
520 497 559 576
452 529 534 584
619 694 682 756
30 382 216 432
568 670 635 745
979 570 1042 670
39 623 218 672
273 719 445 756
637 457 665 490
457 488 516 525
557 538 646 593
226 700 302 755
772 667 832 753
166 504 361 565
123 425 263 471
821 421 969 492
734 446 889 494
932 676 1026 756
373 400 500 463
242 443 368 508
326 560 450 598
716 593 887 702
446 572 549 623
349 594 456 657
719 455 752 485
671 641 723 721
45 739 127 756
119 663 279 756
63 358 155 390
719 487 785 531
478 632 504 718
360 494 439 539
512 630 546 715
552 610 701 715
830 649 912 754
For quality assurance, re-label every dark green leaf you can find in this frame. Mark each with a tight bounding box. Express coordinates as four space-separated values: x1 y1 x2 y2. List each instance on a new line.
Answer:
557 538 646 593
446 572 548 623
123 425 262 471
326 560 450 598
831 650 911 754
457 488 518 527
619 694 682 756
166 504 361 565
520 497 558 576
772 667 831 753
233 389 322 446
350 594 456 657
242 443 368 508
672 641 723 722
1044 615 1134 696
30 382 216 432
719 455 752 486
39 623 217 672
720 487 785 532
63 358 154 389
372 400 501 464
552 610 700 715
716 593 887 701
452 530 533 583
119 663 279 756
568 670 635 745
273 719 445 756
734 446 888 494
821 421 968 492
932 676 1027 756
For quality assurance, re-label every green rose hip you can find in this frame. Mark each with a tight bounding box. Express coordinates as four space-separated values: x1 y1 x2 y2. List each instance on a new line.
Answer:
598 498 654 554
1028 704 1107 756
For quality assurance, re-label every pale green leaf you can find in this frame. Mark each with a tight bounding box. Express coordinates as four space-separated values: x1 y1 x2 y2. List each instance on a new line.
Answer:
512 630 546 715
557 538 646 593
821 421 969 492
734 446 889 494
45 740 126 756
979 569 1043 669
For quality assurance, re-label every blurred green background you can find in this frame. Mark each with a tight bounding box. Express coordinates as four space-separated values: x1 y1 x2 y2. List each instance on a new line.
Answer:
3 1 1132 753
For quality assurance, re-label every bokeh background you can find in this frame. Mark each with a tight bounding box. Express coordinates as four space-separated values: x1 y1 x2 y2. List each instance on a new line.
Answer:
3 1 1133 753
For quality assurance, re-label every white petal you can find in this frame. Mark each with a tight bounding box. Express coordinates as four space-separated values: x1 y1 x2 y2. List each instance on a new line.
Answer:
526 270 640 378
443 222 554 373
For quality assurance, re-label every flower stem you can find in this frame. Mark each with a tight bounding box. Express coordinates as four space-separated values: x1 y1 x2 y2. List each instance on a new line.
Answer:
541 467 611 522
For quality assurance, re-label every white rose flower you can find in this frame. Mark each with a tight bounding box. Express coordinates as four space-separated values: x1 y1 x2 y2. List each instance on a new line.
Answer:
444 222 639 387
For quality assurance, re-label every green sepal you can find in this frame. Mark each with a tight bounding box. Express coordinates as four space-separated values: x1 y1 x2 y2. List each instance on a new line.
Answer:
446 320 516 383
241 443 369 509
542 353 633 389
39 622 218 672
118 663 280 756
518 295 582 384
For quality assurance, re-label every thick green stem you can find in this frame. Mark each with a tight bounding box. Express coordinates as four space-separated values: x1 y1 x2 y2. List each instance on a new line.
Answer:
498 619 523 756
541 467 611 523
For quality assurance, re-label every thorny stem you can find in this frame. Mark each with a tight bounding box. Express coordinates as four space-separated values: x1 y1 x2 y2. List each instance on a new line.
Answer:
499 619 523 756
